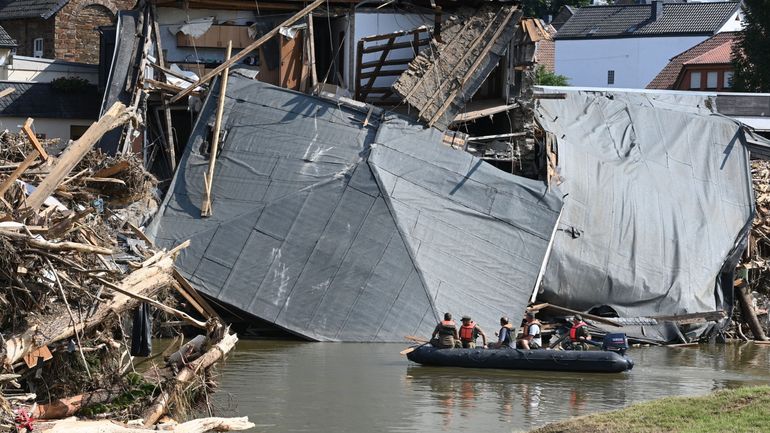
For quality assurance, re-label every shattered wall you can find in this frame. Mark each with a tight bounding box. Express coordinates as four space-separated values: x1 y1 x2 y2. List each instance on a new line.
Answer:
148 76 563 341
535 88 754 317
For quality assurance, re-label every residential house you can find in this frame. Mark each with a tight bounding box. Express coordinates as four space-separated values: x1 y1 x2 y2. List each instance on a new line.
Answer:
554 1 742 88
647 31 736 91
0 22 15 66
0 80 100 140
0 0 136 64
0 55 98 82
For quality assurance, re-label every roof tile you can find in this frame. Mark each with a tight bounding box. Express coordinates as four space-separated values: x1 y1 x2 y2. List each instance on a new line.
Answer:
646 32 737 89
556 2 739 39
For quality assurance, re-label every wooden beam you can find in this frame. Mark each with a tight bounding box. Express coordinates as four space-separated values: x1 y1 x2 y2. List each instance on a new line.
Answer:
360 26 429 43
428 7 519 127
533 93 567 100
201 41 232 217
22 118 49 160
0 87 15 99
306 14 318 92
534 303 622 327
153 12 177 172
147 61 197 84
360 36 396 100
360 38 428 54
0 153 40 198
169 0 325 104
25 102 131 212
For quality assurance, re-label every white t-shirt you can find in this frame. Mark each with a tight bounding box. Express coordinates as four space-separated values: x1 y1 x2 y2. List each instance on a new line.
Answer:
528 323 542 347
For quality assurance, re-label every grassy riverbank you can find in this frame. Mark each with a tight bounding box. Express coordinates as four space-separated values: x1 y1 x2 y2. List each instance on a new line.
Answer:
531 386 770 433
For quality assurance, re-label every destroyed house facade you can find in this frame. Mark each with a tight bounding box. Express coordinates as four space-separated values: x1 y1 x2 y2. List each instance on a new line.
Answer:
91 0 764 342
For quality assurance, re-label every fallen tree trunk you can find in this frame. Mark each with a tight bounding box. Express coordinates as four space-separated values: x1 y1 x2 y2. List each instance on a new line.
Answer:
735 284 768 341
142 331 238 427
0 230 114 255
26 102 133 212
33 389 123 419
37 416 255 433
2 256 175 368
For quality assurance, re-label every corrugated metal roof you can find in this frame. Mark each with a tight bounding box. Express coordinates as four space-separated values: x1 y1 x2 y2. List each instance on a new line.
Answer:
0 81 100 119
556 2 739 39
0 0 68 19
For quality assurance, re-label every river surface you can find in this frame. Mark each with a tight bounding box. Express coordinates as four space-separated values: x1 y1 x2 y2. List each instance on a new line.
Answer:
208 341 770 433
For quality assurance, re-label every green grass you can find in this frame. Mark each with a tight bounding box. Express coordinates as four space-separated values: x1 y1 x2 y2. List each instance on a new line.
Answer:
531 386 770 433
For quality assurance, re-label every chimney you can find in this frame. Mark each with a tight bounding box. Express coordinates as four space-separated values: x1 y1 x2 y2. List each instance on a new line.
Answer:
651 1 664 20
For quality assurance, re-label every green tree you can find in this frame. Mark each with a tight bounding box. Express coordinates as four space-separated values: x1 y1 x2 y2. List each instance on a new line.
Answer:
732 0 770 92
522 0 590 19
534 65 570 86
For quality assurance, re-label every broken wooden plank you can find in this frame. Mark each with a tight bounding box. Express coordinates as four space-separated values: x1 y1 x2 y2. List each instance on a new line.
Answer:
22 118 50 160
201 40 232 217
169 0 325 104
453 102 519 123
466 132 527 142
92 160 130 178
0 87 15 99
536 303 622 327
25 102 132 212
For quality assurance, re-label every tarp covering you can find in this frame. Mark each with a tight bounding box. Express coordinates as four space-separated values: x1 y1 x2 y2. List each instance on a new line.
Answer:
535 88 754 317
148 76 562 341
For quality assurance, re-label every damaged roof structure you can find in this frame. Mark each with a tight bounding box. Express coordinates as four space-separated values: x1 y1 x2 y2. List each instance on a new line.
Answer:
535 88 754 318
393 4 521 130
148 76 563 341
87 0 766 343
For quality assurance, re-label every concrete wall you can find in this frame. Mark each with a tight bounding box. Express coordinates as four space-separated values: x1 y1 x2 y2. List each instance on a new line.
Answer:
1 55 98 82
555 35 707 88
0 116 93 141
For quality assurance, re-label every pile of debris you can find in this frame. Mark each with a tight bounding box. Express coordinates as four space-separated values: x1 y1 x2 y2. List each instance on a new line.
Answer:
0 104 250 432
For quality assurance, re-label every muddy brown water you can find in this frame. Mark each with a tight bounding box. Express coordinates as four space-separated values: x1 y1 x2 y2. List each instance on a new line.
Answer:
206 341 770 433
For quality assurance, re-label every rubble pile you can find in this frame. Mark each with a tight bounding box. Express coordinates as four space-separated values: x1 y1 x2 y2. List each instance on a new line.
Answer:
0 112 248 432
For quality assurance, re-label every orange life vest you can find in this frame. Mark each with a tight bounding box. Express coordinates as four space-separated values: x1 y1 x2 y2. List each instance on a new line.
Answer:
459 322 476 342
438 320 456 336
569 322 587 341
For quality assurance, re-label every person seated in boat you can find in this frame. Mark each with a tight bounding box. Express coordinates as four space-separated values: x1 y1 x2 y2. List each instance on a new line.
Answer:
431 312 459 349
516 312 542 350
567 315 591 351
488 316 515 349
459 315 488 349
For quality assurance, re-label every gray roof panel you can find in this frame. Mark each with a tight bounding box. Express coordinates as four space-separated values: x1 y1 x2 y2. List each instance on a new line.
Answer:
556 2 739 39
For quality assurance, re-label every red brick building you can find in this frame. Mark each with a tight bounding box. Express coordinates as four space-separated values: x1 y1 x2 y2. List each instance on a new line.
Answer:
0 0 136 64
647 32 737 91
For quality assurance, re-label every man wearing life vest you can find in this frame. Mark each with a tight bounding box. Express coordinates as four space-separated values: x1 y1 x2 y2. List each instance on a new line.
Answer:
431 312 459 349
459 315 488 348
489 316 515 349
516 312 542 349
569 315 591 350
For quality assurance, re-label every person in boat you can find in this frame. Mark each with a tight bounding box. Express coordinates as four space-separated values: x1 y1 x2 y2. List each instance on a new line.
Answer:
431 312 459 349
568 315 591 350
516 312 542 350
489 316 515 349
459 315 488 349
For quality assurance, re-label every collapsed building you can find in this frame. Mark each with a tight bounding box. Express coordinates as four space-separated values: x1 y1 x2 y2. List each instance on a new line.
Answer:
31 0 770 344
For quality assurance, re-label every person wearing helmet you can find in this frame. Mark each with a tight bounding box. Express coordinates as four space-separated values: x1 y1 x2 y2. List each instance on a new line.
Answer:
568 314 591 350
516 312 541 350
431 312 459 349
458 315 488 349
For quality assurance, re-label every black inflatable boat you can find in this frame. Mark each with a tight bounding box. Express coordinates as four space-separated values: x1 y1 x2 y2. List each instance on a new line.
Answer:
406 333 634 373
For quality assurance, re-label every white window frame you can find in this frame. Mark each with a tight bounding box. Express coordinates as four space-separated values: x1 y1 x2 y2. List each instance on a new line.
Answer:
706 71 718 89
689 72 701 89
724 71 734 88
33 38 43 58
